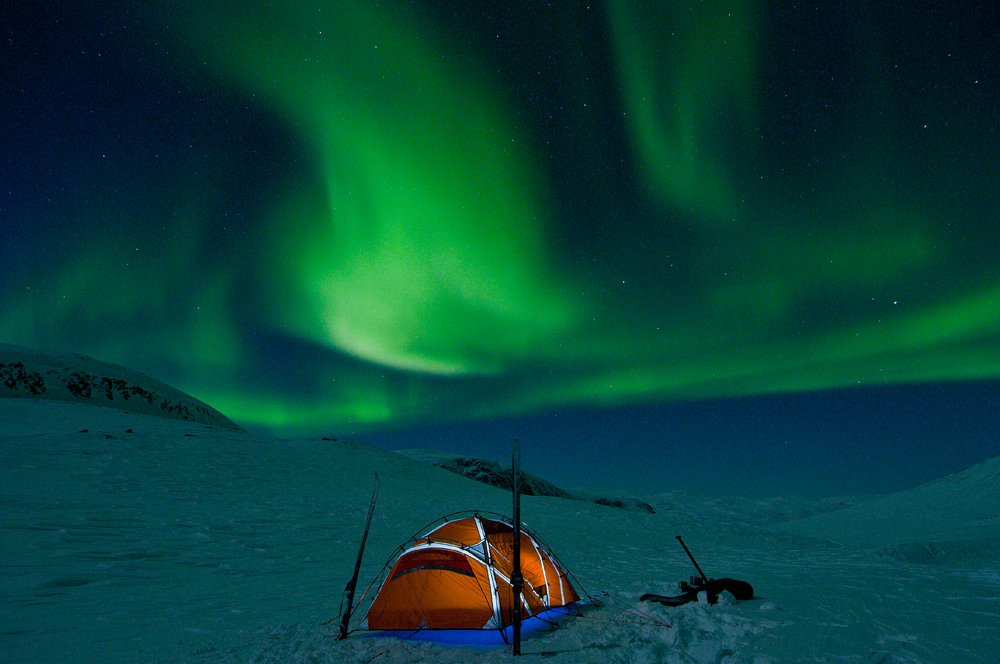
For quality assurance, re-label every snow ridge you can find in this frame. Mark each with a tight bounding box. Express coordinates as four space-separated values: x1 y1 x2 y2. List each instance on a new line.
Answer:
398 448 656 513
0 344 239 429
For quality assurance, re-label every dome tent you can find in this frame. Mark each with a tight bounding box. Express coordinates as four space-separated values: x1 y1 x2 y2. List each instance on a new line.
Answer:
361 513 580 644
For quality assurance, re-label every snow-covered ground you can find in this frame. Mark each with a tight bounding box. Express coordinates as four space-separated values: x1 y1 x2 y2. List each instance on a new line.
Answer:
3 383 999 662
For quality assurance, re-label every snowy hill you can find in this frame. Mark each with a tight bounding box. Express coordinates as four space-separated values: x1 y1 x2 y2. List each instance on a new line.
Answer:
0 344 239 429
3 398 999 662
779 454 1000 564
398 448 656 513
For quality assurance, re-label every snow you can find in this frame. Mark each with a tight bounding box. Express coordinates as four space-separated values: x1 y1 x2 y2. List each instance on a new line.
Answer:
778 456 1000 559
0 343 238 429
396 448 656 512
3 365 1000 662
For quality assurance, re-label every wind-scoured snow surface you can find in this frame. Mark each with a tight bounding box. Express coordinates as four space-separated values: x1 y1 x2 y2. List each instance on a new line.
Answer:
3 403 1000 662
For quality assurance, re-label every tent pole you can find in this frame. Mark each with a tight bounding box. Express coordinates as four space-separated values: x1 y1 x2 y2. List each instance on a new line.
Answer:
512 439 523 655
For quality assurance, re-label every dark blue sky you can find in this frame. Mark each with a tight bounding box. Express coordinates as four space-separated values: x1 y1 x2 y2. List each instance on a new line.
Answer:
354 381 1000 497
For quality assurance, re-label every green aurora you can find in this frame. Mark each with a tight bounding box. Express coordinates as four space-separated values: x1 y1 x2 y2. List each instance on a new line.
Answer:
3 0 998 435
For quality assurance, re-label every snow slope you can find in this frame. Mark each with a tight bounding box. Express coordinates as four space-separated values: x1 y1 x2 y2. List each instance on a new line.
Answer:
0 343 238 429
398 448 656 513
778 455 1000 565
3 394 999 662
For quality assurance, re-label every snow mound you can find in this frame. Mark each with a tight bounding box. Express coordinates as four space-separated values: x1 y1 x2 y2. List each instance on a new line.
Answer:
779 454 1000 564
398 449 656 513
0 344 239 429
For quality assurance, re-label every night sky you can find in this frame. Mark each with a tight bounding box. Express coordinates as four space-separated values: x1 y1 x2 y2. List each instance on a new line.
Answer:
4 1 998 495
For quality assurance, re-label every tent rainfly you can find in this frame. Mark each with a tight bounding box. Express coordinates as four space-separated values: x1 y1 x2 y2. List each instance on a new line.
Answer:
361 514 580 644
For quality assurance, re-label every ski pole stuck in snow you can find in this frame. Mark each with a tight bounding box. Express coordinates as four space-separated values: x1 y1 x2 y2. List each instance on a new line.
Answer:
640 536 754 607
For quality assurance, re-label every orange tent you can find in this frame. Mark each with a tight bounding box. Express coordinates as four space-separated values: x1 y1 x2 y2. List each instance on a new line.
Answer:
362 514 579 640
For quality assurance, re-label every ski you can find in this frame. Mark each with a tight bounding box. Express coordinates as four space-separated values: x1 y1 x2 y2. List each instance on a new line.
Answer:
640 578 753 606
336 473 379 640
640 592 698 607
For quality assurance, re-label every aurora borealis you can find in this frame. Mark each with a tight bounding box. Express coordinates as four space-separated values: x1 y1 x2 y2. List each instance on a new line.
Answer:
3 1 999 492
